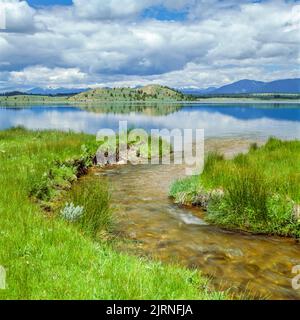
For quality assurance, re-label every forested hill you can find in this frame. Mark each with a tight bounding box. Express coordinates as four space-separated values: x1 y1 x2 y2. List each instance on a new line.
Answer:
69 85 189 102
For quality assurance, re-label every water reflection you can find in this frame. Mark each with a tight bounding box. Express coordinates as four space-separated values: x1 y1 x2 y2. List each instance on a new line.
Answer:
0 103 299 140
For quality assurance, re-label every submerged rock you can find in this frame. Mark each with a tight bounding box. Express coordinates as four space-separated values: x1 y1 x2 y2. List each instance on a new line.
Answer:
192 193 210 209
95 152 118 166
95 145 149 167
192 188 224 210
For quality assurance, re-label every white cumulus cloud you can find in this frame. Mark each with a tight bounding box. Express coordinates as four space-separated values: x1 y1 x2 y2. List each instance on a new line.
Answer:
0 0 298 91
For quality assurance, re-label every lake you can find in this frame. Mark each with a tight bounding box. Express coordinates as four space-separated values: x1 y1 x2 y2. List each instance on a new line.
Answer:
0 103 299 140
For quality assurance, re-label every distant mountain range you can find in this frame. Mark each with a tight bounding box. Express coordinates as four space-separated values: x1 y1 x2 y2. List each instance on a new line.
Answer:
180 87 217 95
1 78 299 96
180 78 300 95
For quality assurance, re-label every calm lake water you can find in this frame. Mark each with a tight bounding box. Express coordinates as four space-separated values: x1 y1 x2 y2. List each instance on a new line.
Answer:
0 103 299 140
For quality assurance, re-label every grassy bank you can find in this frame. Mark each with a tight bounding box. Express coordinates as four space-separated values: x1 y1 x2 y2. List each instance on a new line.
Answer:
0 95 69 105
0 95 186 106
170 138 300 238
195 93 300 103
0 128 225 300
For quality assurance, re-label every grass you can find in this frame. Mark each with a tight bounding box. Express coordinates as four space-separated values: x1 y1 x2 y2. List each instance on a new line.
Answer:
170 138 300 238
60 177 113 238
0 127 226 300
0 95 69 105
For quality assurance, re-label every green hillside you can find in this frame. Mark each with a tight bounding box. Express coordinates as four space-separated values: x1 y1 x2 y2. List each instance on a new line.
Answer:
69 85 189 102
0 85 190 105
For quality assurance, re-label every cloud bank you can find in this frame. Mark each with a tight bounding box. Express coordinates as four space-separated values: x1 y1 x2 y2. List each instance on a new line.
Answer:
0 0 299 91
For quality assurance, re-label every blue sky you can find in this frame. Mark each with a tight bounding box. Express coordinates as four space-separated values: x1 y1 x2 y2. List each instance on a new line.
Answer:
0 0 299 91
27 0 72 6
142 5 188 21
27 0 189 21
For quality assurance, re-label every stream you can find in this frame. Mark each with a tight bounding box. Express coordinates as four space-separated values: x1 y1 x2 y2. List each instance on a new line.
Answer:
93 138 300 300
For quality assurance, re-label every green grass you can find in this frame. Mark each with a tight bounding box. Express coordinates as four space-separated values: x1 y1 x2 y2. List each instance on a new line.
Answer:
0 127 226 300
0 95 69 105
59 177 113 239
170 138 300 238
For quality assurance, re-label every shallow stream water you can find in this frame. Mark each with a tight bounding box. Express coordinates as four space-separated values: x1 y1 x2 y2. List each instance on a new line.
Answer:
93 139 300 300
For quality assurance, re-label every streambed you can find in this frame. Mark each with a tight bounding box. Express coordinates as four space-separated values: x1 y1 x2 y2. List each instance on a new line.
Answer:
93 139 300 300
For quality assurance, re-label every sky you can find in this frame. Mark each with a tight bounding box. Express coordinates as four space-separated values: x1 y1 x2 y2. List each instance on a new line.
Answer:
0 0 299 91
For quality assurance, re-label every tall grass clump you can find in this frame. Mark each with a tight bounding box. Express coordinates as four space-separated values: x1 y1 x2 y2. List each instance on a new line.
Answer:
224 168 269 221
61 178 112 238
170 138 300 238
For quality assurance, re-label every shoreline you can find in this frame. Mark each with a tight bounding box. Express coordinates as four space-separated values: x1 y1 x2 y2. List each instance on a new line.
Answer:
0 99 299 107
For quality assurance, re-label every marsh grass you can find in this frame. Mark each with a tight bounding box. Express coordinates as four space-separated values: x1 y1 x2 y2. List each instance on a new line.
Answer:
0 127 225 300
171 138 300 237
61 177 113 238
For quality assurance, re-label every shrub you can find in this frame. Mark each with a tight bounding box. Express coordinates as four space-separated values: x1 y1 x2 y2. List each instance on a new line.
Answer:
60 203 84 222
